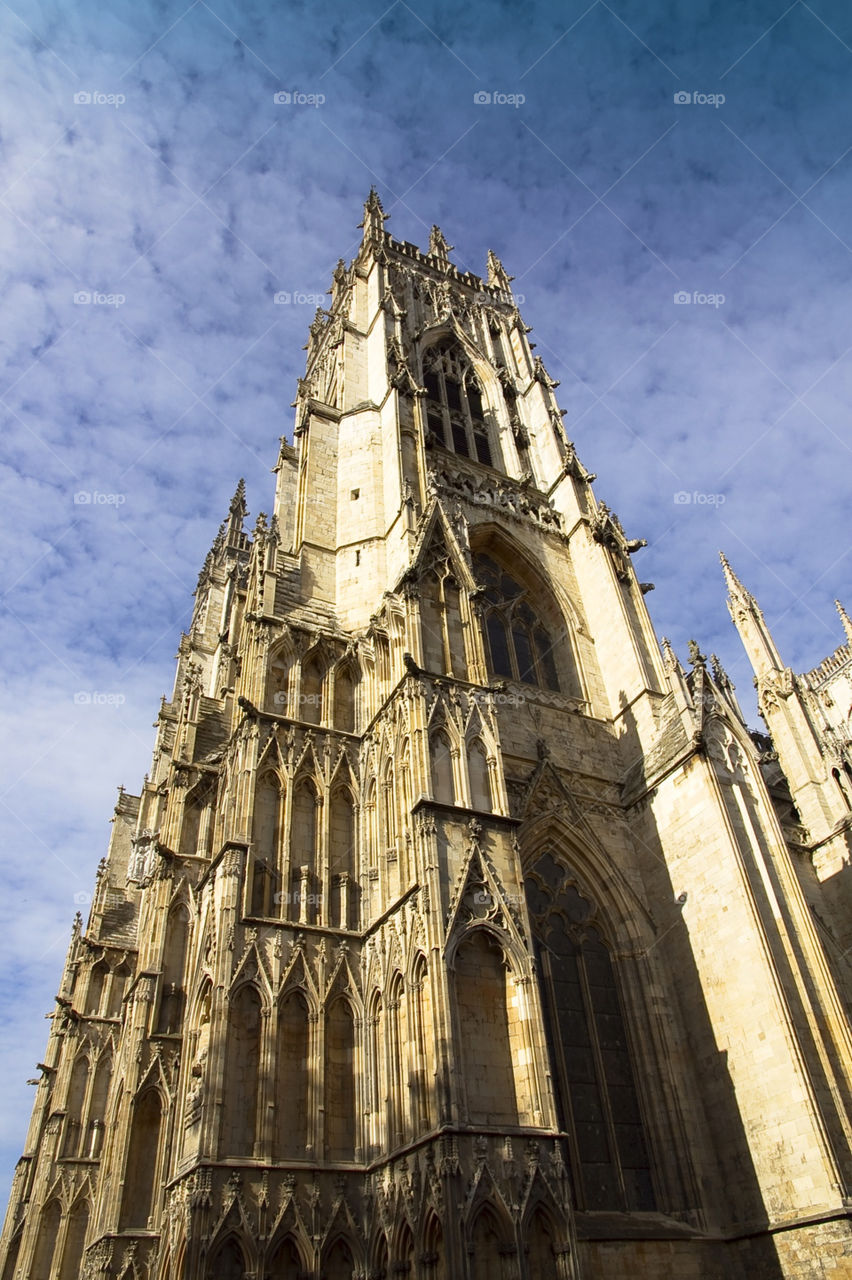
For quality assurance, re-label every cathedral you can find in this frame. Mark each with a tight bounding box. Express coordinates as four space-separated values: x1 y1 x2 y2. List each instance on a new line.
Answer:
2 191 852 1280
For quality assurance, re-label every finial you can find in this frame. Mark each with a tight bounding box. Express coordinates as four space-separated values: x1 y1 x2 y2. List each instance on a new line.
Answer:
428 225 453 261
687 639 706 668
226 479 247 542
720 551 751 601
836 599 852 645
661 636 678 668
229 479 246 519
486 249 514 293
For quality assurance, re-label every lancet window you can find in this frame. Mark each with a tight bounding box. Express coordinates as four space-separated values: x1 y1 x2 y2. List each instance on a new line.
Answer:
423 340 494 467
474 552 563 692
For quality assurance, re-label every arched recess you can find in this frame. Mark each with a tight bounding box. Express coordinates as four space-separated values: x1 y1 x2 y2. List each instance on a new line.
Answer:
206 1236 246 1280
120 1087 164 1228
276 989 310 1159
523 848 655 1212
251 772 282 917
266 646 291 714
371 1231 389 1280
524 1203 561 1278
471 539 583 699
105 961 130 1019
180 779 215 858
325 998 356 1161
387 972 407 1148
421 1211 445 1279
31 1199 61 1279
329 786 357 930
220 985 262 1159
429 730 455 805
85 959 108 1016
86 1052 112 1159
409 955 433 1133
393 1222 415 1275
57 1198 89 1280
322 1236 356 1280
367 991 386 1156
300 651 325 725
267 1234 304 1278
468 1205 510 1280
61 1054 89 1158
454 928 536 1126
467 737 492 812
290 776 320 924
156 903 190 1033
332 662 358 733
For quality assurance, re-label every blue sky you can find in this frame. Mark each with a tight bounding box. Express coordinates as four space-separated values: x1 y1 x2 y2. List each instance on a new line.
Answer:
1 0 851 1200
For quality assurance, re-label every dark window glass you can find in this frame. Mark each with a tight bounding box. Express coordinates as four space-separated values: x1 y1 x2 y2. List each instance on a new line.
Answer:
513 626 536 684
486 614 513 678
474 428 493 467
536 629 560 691
452 420 470 457
425 371 441 402
468 383 484 418
445 377 462 410
524 886 655 1213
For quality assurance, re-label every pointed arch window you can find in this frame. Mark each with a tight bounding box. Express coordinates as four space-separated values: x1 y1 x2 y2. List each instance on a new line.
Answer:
524 856 655 1211
474 551 569 693
423 340 495 467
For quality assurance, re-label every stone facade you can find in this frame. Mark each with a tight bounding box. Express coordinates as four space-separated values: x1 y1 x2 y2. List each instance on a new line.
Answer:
1 192 851 1279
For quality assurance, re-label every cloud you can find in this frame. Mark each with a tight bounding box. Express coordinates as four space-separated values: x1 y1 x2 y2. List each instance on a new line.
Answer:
1 0 851 1204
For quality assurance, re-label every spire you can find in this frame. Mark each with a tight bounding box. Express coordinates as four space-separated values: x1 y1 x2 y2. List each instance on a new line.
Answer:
836 599 852 645
721 552 783 676
428 225 453 264
359 187 389 241
720 551 756 607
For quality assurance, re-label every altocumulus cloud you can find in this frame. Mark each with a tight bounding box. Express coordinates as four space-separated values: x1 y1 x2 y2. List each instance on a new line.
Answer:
1 0 851 1201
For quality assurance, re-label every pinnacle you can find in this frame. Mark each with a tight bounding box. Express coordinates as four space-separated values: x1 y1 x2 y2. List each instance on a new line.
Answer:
835 599 852 645
719 551 752 602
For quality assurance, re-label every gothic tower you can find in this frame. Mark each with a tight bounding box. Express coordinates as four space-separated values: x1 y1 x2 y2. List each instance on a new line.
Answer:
1 193 850 1280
